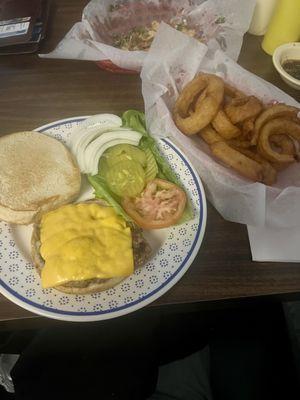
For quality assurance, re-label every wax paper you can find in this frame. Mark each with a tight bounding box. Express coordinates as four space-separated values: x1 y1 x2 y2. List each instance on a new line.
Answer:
141 23 300 228
39 0 256 69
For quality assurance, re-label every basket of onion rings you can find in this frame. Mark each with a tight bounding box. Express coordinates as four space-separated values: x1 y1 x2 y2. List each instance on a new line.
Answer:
39 0 255 73
173 73 300 187
141 23 300 229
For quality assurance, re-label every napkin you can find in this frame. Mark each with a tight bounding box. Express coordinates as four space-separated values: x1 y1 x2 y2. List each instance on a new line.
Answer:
248 225 300 262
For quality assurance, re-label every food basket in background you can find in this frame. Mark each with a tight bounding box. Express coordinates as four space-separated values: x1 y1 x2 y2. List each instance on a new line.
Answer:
39 0 256 73
141 23 300 232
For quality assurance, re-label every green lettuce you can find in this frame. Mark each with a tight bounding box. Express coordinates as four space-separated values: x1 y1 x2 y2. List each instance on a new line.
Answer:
123 110 193 223
122 109 147 135
88 175 131 222
89 109 193 223
123 110 182 185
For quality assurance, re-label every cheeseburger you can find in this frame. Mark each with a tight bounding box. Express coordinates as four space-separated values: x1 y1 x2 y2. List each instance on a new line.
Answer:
31 201 151 294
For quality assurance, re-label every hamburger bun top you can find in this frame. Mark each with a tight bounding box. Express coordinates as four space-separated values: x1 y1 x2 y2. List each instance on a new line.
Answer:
0 131 81 224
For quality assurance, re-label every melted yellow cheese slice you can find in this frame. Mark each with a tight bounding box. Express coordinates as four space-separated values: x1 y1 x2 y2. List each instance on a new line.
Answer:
40 203 133 288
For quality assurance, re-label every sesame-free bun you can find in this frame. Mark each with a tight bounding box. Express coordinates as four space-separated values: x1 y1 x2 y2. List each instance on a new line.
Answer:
0 131 81 225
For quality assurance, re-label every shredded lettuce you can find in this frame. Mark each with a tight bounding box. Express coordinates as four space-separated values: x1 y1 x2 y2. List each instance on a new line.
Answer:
89 110 193 224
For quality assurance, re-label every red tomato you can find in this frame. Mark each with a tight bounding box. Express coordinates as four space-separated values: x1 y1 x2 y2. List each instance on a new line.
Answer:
122 179 187 229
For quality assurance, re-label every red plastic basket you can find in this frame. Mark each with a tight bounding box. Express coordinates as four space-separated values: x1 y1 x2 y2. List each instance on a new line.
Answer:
96 59 139 74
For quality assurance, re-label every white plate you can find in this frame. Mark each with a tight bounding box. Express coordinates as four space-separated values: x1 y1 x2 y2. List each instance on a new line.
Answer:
0 117 207 322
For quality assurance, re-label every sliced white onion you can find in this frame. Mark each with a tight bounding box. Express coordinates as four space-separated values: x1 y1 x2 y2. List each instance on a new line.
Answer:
80 114 122 130
76 127 132 171
68 114 122 155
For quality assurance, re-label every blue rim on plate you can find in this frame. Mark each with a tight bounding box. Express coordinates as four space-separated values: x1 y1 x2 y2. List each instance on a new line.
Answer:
0 117 207 322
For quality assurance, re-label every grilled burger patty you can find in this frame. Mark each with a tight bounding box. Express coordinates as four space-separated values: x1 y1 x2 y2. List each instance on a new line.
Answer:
31 206 152 294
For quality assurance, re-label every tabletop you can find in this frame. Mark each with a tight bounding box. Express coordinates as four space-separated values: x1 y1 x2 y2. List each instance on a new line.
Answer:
0 0 300 324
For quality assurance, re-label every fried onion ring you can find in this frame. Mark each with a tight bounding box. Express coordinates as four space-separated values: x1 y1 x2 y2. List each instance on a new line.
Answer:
226 138 253 149
198 125 223 144
241 117 255 140
224 96 262 124
251 104 299 145
173 74 299 185
224 83 245 99
173 73 224 135
234 148 277 186
211 110 241 139
210 141 263 182
258 119 300 163
188 88 207 115
271 161 294 172
268 135 296 172
270 134 296 156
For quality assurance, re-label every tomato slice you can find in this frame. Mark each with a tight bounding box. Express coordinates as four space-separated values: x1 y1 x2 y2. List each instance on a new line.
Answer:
122 178 187 229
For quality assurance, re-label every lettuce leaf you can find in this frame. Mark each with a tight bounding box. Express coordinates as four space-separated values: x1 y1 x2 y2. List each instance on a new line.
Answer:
88 175 131 222
122 109 147 135
122 110 194 223
123 110 181 184
89 110 193 224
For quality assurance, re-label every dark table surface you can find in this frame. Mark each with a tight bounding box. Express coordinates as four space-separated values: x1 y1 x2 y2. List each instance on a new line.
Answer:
0 0 300 324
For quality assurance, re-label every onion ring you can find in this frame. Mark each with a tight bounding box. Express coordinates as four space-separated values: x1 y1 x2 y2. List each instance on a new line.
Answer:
211 110 241 139
224 96 262 124
270 134 296 156
210 141 263 182
251 104 299 145
292 117 300 124
241 117 255 140
288 135 300 160
173 73 224 135
198 125 223 144
226 138 253 149
268 135 296 172
258 119 300 163
188 88 207 115
234 148 277 186
271 161 294 172
224 83 245 99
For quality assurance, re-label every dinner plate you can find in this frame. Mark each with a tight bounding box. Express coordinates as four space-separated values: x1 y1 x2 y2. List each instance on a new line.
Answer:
0 117 207 322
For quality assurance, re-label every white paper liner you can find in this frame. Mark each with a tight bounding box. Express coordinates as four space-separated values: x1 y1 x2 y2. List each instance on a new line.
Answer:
141 23 300 228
